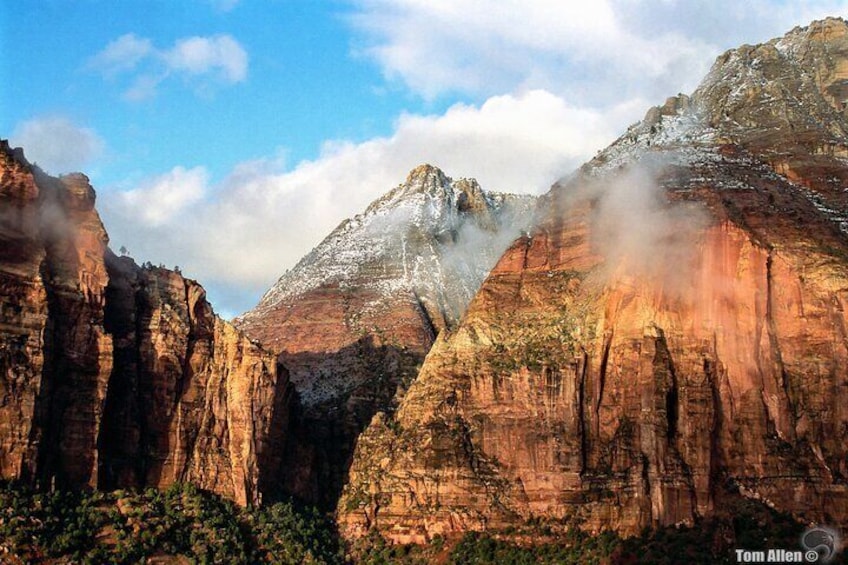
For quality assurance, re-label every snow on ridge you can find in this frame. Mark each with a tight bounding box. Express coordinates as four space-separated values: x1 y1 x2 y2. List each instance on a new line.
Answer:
586 17 848 180
238 167 535 323
585 105 720 178
242 20 848 328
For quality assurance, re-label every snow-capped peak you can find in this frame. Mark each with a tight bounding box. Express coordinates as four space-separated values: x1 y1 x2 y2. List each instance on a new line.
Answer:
237 165 535 328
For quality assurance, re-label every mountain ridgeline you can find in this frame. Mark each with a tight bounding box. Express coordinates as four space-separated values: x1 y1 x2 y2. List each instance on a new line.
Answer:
1 15 848 563
235 164 535 507
0 141 535 514
337 16 848 543
0 142 288 506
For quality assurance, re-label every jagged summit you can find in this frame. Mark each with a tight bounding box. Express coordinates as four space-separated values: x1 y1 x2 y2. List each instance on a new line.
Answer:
590 17 848 174
403 163 450 189
234 164 535 505
581 17 848 243
695 16 848 149
338 18 848 544
375 164 493 218
238 164 533 337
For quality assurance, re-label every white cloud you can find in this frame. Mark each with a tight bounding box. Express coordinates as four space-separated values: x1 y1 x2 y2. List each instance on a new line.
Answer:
87 33 153 75
88 33 248 100
114 166 208 226
10 116 105 174
348 0 845 104
100 89 635 314
124 74 163 103
165 35 248 82
95 2 845 318
348 0 708 102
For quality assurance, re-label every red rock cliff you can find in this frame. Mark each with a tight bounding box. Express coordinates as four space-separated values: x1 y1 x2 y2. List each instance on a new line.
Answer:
99 256 289 506
237 164 533 507
0 143 113 489
338 18 848 543
0 141 288 505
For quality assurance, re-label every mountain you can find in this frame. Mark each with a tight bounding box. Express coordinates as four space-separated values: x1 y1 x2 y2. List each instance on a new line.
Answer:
338 17 848 544
236 164 535 505
0 141 288 506
5 14 848 563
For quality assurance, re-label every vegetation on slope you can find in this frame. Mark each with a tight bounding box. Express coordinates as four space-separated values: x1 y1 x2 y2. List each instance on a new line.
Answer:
353 494 846 565
0 481 342 564
0 481 842 564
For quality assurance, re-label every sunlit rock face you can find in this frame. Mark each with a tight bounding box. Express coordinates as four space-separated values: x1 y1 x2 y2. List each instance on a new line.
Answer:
236 164 535 506
338 18 848 543
99 257 288 507
0 142 113 489
0 141 288 506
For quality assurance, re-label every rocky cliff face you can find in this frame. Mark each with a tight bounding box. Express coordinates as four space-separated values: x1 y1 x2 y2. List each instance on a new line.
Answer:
236 165 534 506
338 17 848 543
0 141 288 506
0 144 113 489
99 256 289 506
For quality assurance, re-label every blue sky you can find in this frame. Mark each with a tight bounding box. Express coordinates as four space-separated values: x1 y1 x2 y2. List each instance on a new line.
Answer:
2 1 844 317
3 1 428 182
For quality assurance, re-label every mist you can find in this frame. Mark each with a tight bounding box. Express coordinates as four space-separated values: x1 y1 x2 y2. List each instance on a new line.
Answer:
437 195 536 318
559 157 710 295
348 181 536 326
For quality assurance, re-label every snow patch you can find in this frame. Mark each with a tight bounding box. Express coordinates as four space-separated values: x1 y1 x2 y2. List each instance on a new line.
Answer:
238 168 535 329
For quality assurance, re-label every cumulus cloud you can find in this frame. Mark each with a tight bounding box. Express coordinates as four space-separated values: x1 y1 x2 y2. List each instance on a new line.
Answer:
88 33 248 100
348 0 705 102
100 89 634 315
87 33 153 75
95 1 844 318
114 166 208 226
348 0 845 104
10 116 105 174
164 35 248 82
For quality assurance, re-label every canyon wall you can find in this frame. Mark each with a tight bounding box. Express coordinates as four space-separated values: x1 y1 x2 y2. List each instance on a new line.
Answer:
338 18 848 543
0 141 288 505
237 165 534 507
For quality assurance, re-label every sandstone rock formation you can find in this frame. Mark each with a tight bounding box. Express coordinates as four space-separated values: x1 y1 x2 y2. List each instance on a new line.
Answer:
0 144 113 489
0 141 288 506
338 17 848 543
0 143 53 484
236 165 534 506
99 255 289 506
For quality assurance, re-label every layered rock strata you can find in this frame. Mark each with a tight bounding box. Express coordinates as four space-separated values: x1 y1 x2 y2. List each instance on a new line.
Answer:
237 165 534 506
338 17 848 542
99 255 289 506
0 141 287 505
0 144 113 489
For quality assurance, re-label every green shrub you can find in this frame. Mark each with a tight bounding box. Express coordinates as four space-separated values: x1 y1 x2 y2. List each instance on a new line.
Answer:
0 481 341 564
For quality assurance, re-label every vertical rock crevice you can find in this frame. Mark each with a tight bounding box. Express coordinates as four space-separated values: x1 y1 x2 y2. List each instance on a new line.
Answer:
0 143 289 507
763 252 797 442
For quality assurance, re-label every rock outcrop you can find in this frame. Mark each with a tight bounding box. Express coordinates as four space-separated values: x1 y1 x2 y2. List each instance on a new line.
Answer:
0 141 288 506
338 17 848 543
237 165 534 506
0 143 51 484
0 144 113 489
99 256 289 506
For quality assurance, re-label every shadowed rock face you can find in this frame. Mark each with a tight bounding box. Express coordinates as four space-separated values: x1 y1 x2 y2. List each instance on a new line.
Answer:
99 255 289 506
236 164 535 507
338 18 848 543
0 145 45 483
0 141 288 506
0 146 113 489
